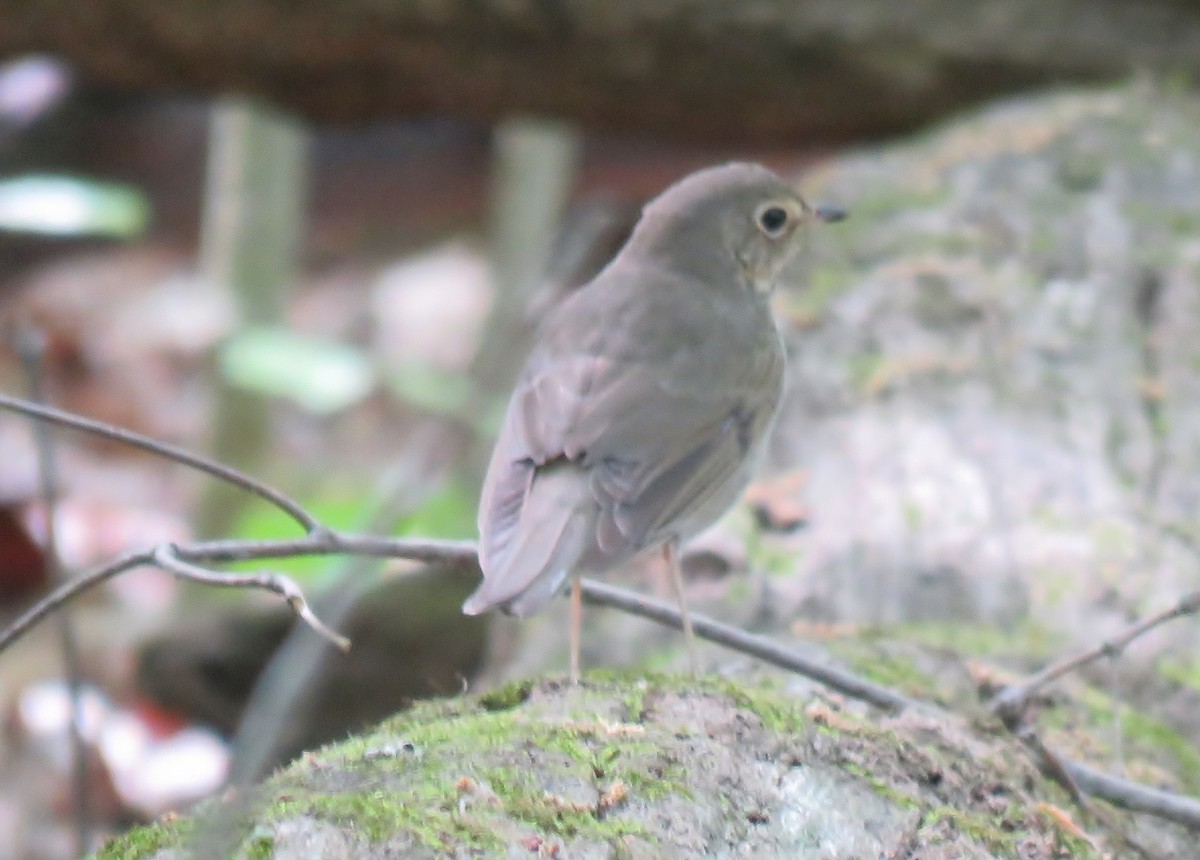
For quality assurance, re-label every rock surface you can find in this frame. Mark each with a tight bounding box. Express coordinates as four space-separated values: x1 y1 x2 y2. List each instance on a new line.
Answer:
778 83 1200 660
95 675 1183 859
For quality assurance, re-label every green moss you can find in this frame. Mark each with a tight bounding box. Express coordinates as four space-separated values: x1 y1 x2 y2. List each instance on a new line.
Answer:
843 762 921 809
844 183 951 223
286 789 405 841
921 806 1024 857
264 774 502 853
478 678 534 711
1033 806 1103 858
924 801 1101 860
1159 656 1200 692
91 671 1140 858
255 674 710 855
94 815 192 860
692 674 806 734
1115 707 1200 793
891 619 1060 661
830 642 936 700
741 514 799 578
848 350 887 393
844 732 1102 860
481 767 647 842
1122 200 1200 238
789 265 857 317
240 828 274 860
1042 686 1200 794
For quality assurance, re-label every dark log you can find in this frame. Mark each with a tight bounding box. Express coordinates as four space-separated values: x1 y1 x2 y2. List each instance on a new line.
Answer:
2 1 1197 142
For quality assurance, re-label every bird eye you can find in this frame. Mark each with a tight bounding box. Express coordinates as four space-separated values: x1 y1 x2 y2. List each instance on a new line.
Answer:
756 205 790 237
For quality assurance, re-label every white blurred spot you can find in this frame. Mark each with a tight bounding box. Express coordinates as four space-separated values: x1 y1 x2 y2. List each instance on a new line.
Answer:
0 55 69 124
371 241 492 371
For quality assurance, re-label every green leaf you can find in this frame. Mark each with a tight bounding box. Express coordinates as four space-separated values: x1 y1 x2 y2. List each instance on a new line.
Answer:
227 493 371 581
223 482 476 582
393 482 475 540
385 362 474 418
219 327 376 414
0 174 150 238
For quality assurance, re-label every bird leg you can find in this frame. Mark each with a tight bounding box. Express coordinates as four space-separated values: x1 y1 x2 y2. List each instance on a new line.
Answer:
664 539 698 676
570 573 582 684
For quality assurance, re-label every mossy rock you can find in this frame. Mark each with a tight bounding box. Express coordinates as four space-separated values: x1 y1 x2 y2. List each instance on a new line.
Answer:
96 674 1184 859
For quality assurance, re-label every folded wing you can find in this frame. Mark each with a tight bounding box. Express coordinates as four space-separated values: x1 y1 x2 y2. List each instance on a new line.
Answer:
468 326 781 616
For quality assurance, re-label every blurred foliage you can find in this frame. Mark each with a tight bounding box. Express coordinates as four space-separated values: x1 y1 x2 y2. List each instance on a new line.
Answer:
391 480 475 540
384 363 475 422
224 481 475 582
1160 657 1200 693
218 327 375 414
218 326 504 431
0 174 149 238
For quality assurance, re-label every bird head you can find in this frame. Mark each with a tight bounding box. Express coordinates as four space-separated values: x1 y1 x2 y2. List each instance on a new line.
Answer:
630 162 844 295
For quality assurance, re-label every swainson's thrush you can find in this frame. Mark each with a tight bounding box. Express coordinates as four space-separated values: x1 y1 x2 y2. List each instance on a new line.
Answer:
463 162 842 680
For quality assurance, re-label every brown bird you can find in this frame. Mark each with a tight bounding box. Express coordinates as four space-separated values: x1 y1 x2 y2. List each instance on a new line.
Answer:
463 162 842 680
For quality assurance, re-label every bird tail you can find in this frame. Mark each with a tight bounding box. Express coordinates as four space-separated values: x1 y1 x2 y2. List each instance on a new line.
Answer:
463 465 594 617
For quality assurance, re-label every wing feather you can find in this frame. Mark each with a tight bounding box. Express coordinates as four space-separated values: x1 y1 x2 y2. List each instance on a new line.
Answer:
468 266 784 615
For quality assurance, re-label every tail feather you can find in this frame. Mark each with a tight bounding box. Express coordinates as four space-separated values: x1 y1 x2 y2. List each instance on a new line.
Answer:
464 465 594 617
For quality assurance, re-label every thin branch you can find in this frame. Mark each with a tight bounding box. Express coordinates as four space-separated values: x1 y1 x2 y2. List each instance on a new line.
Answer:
580 579 919 713
1063 757 1200 830
0 549 154 651
991 590 1200 724
0 533 477 653
173 533 478 565
1015 725 1089 809
0 527 913 712
0 392 321 533
151 545 350 652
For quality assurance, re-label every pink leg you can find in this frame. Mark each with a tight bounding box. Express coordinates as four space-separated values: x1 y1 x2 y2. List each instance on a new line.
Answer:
664 539 698 676
570 574 582 684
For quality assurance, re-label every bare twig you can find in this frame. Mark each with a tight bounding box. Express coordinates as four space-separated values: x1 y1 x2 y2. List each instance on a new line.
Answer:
173 533 477 566
1063 757 1200 830
0 549 151 651
152 545 350 652
0 531 477 655
1015 725 1089 809
991 590 1200 724
580 580 919 713
0 392 320 533
0 525 914 714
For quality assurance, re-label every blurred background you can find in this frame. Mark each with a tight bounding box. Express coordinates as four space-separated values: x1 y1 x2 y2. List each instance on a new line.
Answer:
1 2 1200 857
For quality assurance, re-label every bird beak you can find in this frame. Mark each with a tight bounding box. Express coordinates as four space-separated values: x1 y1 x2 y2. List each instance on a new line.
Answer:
813 204 847 223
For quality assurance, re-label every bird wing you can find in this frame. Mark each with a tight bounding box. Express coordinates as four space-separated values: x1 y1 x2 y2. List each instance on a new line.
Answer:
472 276 783 614
576 349 783 552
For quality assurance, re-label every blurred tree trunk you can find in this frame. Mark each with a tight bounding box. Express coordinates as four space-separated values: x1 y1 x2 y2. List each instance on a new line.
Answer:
466 118 580 478
196 99 309 537
2 1 1197 143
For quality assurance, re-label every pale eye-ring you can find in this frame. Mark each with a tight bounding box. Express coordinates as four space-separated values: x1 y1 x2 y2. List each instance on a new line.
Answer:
756 204 790 237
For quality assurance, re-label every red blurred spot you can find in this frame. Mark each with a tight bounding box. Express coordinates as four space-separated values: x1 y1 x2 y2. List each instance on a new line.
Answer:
0 505 46 602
